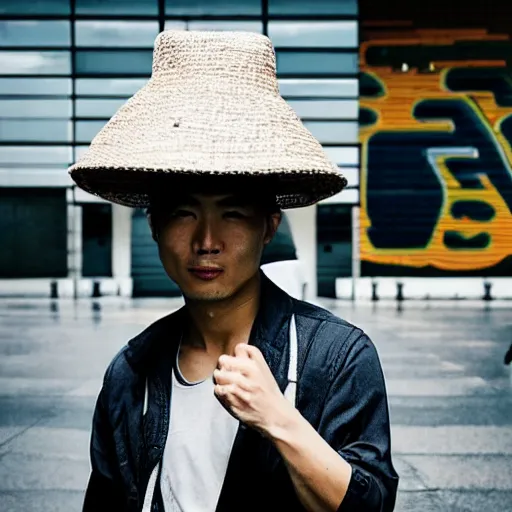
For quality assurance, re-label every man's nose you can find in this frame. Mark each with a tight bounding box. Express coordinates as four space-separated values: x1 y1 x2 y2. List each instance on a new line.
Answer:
194 218 222 255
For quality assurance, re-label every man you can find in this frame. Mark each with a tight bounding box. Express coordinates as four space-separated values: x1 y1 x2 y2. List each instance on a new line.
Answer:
69 30 398 511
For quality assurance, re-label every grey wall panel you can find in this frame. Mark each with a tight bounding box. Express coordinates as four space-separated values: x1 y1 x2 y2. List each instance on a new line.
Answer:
317 204 352 297
0 188 67 278
82 204 112 278
131 209 181 297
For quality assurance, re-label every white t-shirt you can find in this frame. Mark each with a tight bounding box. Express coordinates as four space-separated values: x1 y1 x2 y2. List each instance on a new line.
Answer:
160 350 240 512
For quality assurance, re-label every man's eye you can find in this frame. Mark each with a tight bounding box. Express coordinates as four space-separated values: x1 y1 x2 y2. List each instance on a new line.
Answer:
172 209 193 218
225 210 245 218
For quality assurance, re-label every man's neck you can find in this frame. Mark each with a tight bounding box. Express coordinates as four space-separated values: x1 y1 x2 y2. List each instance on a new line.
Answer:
183 272 262 356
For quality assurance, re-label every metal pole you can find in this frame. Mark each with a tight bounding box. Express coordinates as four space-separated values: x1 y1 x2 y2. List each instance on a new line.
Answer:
72 186 78 300
351 206 360 301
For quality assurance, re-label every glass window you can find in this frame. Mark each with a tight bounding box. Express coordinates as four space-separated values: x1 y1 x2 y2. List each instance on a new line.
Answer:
0 99 71 118
303 121 358 144
0 78 71 96
278 78 358 98
0 145 72 165
76 98 126 118
0 120 71 142
75 51 152 76
269 0 357 16
166 0 261 16
76 78 147 96
76 0 158 16
161 21 187 31
75 21 159 48
171 21 263 33
74 145 91 160
0 52 71 75
276 52 358 76
0 21 70 48
269 22 357 48
322 146 359 166
339 167 359 188
191 21 261 32
76 120 108 143
0 0 70 15
287 99 358 120
320 188 359 204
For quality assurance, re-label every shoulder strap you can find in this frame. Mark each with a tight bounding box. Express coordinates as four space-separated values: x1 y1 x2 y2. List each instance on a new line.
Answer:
143 380 149 416
284 313 298 406
142 463 159 512
142 378 156 512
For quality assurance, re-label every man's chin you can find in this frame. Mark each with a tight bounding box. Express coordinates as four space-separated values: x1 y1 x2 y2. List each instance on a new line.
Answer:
183 288 233 303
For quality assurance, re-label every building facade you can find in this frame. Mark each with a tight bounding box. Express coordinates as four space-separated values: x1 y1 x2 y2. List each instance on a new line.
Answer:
0 0 359 299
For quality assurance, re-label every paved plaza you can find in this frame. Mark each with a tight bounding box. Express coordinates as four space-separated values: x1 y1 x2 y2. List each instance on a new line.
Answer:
0 296 511 511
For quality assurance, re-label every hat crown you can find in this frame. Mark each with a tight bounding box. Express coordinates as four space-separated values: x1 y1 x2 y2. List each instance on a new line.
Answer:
151 30 279 94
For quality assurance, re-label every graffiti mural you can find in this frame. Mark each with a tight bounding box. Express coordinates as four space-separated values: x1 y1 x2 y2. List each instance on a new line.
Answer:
360 28 512 276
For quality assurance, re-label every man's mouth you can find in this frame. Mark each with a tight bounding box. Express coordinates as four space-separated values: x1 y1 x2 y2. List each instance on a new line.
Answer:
188 267 223 281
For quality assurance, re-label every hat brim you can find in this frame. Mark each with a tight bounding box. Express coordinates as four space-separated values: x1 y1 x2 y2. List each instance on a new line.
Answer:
70 167 347 209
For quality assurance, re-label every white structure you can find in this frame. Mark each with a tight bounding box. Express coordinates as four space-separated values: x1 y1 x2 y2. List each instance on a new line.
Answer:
335 277 512 301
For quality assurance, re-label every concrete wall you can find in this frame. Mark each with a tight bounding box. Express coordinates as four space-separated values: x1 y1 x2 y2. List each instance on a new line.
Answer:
285 205 317 300
111 204 133 297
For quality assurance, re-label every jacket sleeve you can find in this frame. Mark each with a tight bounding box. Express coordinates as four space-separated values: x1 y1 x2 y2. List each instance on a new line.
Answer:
319 332 399 512
83 383 125 511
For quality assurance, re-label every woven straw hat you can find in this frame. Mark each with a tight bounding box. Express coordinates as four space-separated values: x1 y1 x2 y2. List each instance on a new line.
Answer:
68 30 347 209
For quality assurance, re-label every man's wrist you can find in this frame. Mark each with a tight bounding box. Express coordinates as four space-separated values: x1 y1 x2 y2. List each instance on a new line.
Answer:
263 398 304 443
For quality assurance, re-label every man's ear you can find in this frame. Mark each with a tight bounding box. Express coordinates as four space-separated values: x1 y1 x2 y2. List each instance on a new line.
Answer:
147 211 158 243
264 211 282 245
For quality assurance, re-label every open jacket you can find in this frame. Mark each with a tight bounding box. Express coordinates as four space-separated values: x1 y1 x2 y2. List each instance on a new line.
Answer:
83 272 399 511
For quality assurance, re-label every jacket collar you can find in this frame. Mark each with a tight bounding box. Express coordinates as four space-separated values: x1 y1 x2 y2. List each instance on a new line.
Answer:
251 269 294 351
124 305 185 372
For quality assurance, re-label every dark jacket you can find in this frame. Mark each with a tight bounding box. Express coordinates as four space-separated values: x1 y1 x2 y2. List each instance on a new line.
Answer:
83 272 399 511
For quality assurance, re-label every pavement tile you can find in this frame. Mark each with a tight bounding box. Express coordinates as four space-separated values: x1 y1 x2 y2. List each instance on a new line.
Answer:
389 403 512 427
0 427 27 447
382 362 466 380
434 490 512 512
37 404 96 431
392 426 512 455
402 455 512 490
0 378 85 397
66 379 102 398
393 456 428 491
0 396 95 428
0 490 85 512
386 377 494 397
0 427 89 461
389 395 512 410
394 490 445 512
0 453 90 491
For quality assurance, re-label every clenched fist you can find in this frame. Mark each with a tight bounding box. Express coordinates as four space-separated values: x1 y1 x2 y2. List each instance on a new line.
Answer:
213 343 294 438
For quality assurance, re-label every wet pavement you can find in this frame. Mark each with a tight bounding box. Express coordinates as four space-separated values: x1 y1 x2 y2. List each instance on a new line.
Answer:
0 297 511 512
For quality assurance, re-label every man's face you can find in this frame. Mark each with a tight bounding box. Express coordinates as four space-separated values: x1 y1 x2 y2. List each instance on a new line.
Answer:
149 193 281 302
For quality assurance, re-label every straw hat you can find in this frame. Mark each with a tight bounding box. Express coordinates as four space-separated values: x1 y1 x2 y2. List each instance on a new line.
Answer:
68 30 347 209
